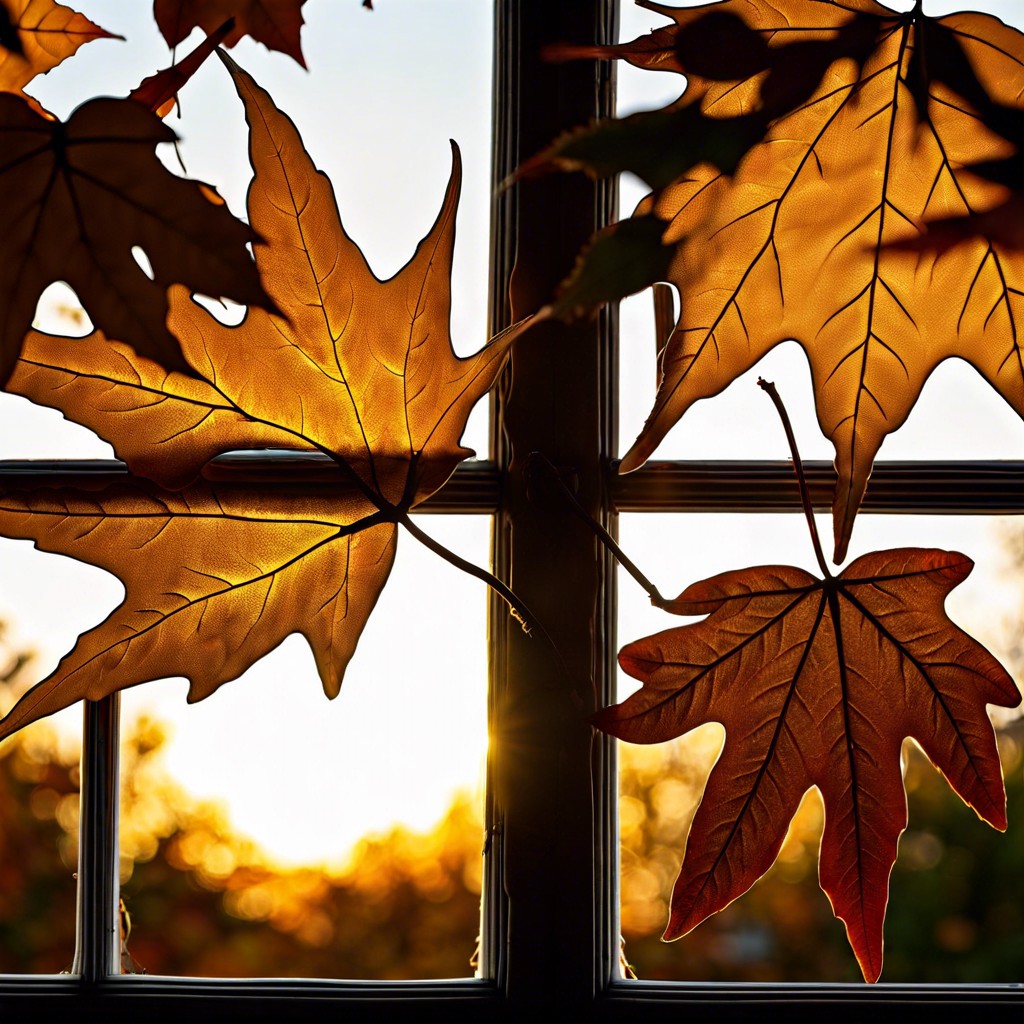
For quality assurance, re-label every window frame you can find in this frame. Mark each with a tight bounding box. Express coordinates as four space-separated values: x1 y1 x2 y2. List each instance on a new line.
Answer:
2 1 1024 1019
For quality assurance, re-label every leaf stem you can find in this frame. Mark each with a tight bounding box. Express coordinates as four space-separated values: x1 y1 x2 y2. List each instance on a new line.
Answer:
526 452 673 609
398 512 543 638
757 378 831 578
399 512 593 700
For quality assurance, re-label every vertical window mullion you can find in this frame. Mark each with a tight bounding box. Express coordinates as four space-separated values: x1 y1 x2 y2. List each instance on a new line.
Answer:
488 0 619 1006
71 695 121 980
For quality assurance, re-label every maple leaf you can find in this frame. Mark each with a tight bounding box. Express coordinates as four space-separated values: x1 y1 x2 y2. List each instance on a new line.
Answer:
587 381 1022 983
542 0 1024 564
0 57 528 741
0 0 118 103
154 0 308 67
0 89 270 384
600 548 1020 983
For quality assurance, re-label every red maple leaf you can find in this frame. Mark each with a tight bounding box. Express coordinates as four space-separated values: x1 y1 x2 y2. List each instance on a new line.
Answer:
594 383 1022 982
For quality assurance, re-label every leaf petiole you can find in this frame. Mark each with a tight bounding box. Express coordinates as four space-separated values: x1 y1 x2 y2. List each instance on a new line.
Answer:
526 452 673 610
756 378 831 578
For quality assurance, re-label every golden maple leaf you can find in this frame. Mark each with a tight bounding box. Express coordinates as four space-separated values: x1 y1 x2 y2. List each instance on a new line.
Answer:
0 57 528 740
543 0 1024 563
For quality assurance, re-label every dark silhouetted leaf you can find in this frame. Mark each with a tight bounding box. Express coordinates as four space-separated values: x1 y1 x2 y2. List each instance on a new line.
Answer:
599 548 1021 982
0 92 270 381
129 19 236 118
154 0 308 67
534 1 882 190
550 214 673 319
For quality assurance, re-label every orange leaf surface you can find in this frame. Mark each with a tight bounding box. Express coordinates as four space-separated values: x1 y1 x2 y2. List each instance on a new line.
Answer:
154 0 307 66
0 0 117 101
599 549 1021 982
0 477 395 738
0 57 526 739
552 1 1024 563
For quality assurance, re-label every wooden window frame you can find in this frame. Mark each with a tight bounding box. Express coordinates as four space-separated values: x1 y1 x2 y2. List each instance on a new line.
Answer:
1 2 1023 1019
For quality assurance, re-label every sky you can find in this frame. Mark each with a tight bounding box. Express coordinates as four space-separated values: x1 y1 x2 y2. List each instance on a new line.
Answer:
2 0 1024 869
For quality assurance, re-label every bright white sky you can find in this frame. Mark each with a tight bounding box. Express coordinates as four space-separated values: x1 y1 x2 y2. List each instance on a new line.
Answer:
1 0 1023 869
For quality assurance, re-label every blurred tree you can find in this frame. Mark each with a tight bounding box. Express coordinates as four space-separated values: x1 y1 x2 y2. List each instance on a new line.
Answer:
119 719 485 978
0 625 78 974
1 707 485 978
2 573 1023 982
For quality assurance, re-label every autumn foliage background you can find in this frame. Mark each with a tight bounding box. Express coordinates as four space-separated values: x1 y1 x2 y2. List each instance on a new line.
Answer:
1 638 1022 980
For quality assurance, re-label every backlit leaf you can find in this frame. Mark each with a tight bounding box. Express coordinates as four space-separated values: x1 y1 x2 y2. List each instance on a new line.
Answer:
0 57 528 739
546 0 1024 562
599 548 1021 982
0 477 395 735
0 0 117 103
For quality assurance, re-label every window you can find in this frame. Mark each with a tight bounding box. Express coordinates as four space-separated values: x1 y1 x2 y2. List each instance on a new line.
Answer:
1 1 1023 1019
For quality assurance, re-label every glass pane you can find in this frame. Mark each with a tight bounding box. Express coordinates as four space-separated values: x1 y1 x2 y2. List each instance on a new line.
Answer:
118 515 489 978
0 719 80 974
616 512 1024 982
0 542 121 973
10 0 494 459
0 0 495 980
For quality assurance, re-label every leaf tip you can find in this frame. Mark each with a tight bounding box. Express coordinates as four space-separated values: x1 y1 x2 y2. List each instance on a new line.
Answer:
617 448 646 475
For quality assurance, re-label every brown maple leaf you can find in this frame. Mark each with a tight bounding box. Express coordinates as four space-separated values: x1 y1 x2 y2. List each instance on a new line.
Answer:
154 0 308 67
0 0 118 103
0 57 529 741
543 0 1024 564
589 381 1022 983
0 89 270 383
599 547 1020 983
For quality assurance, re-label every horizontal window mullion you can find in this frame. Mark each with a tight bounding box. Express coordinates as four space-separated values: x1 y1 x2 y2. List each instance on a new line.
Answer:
4 458 1023 515
612 460 1024 514
601 980 1023 1019
0 457 502 514
0 977 502 1018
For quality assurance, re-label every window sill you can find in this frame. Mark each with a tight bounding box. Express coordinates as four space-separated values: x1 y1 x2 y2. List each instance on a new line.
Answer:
2 975 1022 1021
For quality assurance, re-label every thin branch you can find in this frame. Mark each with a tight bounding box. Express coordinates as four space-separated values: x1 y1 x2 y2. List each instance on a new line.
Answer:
757 378 832 578
399 511 587 690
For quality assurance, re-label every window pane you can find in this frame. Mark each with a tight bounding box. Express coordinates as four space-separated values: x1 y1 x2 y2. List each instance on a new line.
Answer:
0 0 495 981
616 512 1024 982
15 0 495 461
0 542 121 973
0 712 81 974
117 515 490 979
